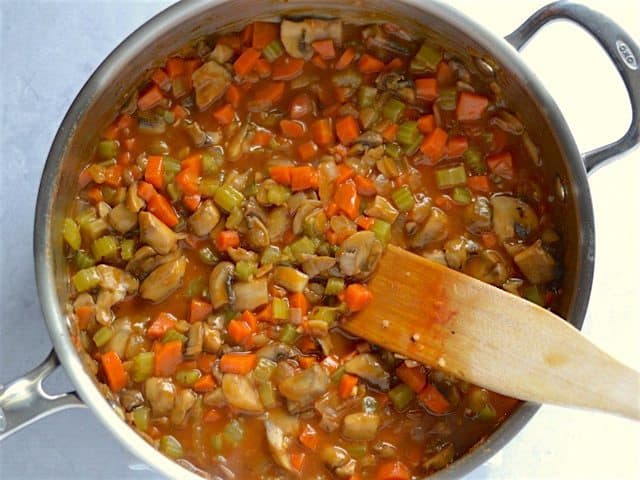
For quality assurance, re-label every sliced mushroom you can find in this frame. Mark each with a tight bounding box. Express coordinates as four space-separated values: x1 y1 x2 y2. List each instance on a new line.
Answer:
293 200 322 235
209 261 234 309
278 364 330 404
302 256 336 278
321 445 356 478
231 278 268 312
126 183 146 212
246 216 270 250
185 321 204 358
191 61 232 110
423 441 455 473
280 19 343 60
337 231 383 281
126 247 182 278
108 203 138 233
144 377 176 416
267 207 290 243
106 317 132 358
444 236 480 271
140 256 187 302
272 266 309 293
491 195 538 243
188 199 220 236
342 412 380 441
94 265 139 325
139 211 180 255
513 239 556 284
120 389 144 412
364 195 399 223
222 373 264 413
264 411 300 473
409 207 449 248
203 324 223 354
345 354 390 390
257 342 296 362
171 388 197 426
463 196 492 234
463 250 508 286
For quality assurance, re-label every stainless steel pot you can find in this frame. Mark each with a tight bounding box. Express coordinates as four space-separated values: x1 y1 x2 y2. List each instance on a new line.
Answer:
1 0 638 478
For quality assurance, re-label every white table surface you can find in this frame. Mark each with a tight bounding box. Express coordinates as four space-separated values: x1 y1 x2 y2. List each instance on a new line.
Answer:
1 1 638 478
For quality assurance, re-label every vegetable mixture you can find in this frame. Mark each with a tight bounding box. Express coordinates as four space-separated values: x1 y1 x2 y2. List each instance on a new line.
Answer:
64 18 563 479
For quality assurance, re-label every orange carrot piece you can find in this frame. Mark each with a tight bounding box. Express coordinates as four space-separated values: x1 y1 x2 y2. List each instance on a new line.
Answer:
137 84 165 111
311 39 336 59
175 167 200 196
203 408 222 423
228 319 252 343
344 283 373 312
154 340 183 377
335 47 356 70
190 298 213 323
241 23 254 45
268 166 292 185
419 127 448 161
151 68 170 89
354 175 377 196
182 194 201 212
289 292 310 315
385 57 403 71
239 310 258 332
415 77 438 101
86 186 103 205
486 151 514 180
290 452 306 472
339 373 359 398
310 118 334 146
101 351 128 392
197 354 217 374
299 424 319 451
467 175 491 192
481 231 498 249
298 356 317 369
325 201 339 217
290 166 319 191
254 58 272 78
358 53 385 74
193 374 216 393
137 181 157 202
252 81 285 105
333 180 360 220
289 93 314 119
456 91 490 121
272 55 305 81
298 140 318 162
103 165 124 188
446 135 469 158
213 103 235 125
147 312 177 340
181 153 202 175
252 21 279 49
336 163 355 184
144 155 164 189
417 114 435 134
418 383 451 414
171 104 188 120
216 230 240 251
376 460 410 480
335 115 361 145
280 119 306 138
381 123 398 142
233 47 261 76
219 353 257 374
75 305 95 330
226 83 242 108
436 60 455 86
355 215 375 230
311 54 328 69
165 57 186 78
396 364 427 393
252 129 273 147
147 194 179 227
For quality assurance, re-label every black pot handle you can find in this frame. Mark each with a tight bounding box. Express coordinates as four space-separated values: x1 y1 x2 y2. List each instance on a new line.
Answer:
505 1 640 174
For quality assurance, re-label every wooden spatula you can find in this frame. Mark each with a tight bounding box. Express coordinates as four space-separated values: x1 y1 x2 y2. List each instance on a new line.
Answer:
342 245 640 420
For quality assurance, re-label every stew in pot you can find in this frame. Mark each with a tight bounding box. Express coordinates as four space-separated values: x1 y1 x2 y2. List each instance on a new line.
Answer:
63 18 563 479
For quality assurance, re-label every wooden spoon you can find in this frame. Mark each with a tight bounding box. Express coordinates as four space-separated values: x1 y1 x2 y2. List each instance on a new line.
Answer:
342 245 640 420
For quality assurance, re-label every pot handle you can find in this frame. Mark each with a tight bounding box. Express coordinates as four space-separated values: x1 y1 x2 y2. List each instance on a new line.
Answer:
0 349 85 441
505 1 640 173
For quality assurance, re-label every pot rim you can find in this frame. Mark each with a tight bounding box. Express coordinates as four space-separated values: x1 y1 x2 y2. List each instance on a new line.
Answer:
33 1 595 478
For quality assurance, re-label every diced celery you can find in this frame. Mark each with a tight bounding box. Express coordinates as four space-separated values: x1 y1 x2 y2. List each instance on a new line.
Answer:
132 351 155 382
325 277 345 296
310 306 337 326
74 250 95 269
215 185 244 212
80 218 109 241
223 419 245 446
437 87 457 110
266 183 291 206
202 153 219 176
257 380 278 409
235 260 258 282
412 42 442 71
199 247 218 265
346 442 368 459
132 406 150 432
372 219 392 245
452 186 472 205
290 236 316 262
162 329 187 343
404 133 424 156
176 369 202 386
199 177 220 197
385 142 403 159
91 235 119 260
93 326 113 347
435 165 467 189
72 267 101 292
463 147 486 175
98 140 119 159
261 245 281 265
186 277 207 298
263 39 284 62
391 186 415 212
120 239 136 261
396 121 419 146
272 297 289 321
389 383 415 411
382 98 406 122
225 206 244 230
166 181 182 202
163 110 175 124
523 285 545 306
358 85 378 108
253 358 278 382
63 218 81 250
211 433 224 452
279 323 299 345
159 435 183 459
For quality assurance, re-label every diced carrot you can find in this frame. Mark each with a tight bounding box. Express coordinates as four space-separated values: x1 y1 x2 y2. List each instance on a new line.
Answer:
154 340 183 377
272 55 305 81
217 34 243 53
147 194 179 227
381 123 398 142
147 312 178 340
434 195 455 211
117 152 131 167
226 84 242 108
203 408 223 423
290 166 319 191
333 180 360 220
339 373 359 398
415 77 438 101
436 60 455 86
354 175 377 196
86 186 103 205
376 460 410 480
310 118 334 146
358 53 385 74
486 151 514 180
252 129 272 147
325 201 339 217
185 58 202 77
144 155 164 190
298 140 318 162
137 180 157 202
137 84 164 111
280 119 306 138
418 383 451 414
290 452 306 472
336 163 355 184
298 356 316 369
103 165 124 188
256 304 273 323
396 363 427 393
311 39 336 59
335 115 360 146
456 91 490 121
165 57 186 78
254 58 272 78
171 104 188 120
268 166 292 185
101 123 120 141
233 47 261 76
289 93 314 119
420 127 448 161
344 283 373 312
175 168 200 196
385 57 403 71
197 354 216 374
289 292 310 315
355 215 375 230
190 298 213 323
182 194 201 212
447 135 469 158
252 81 285 106
181 153 203 176
252 21 279 49
467 175 491 192
219 353 257 374
481 231 498 249
101 351 128 392
299 424 319 451
298 336 317 354
216 230 240 251
335 47 356 70
213 103 235 125
417 114 435 135
75 305 95 330
228 319 252 343
334 86 352 104
151 68 170 90
241 23 254 45
311 54 328 69
193 374 216 393
321 354 341 373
